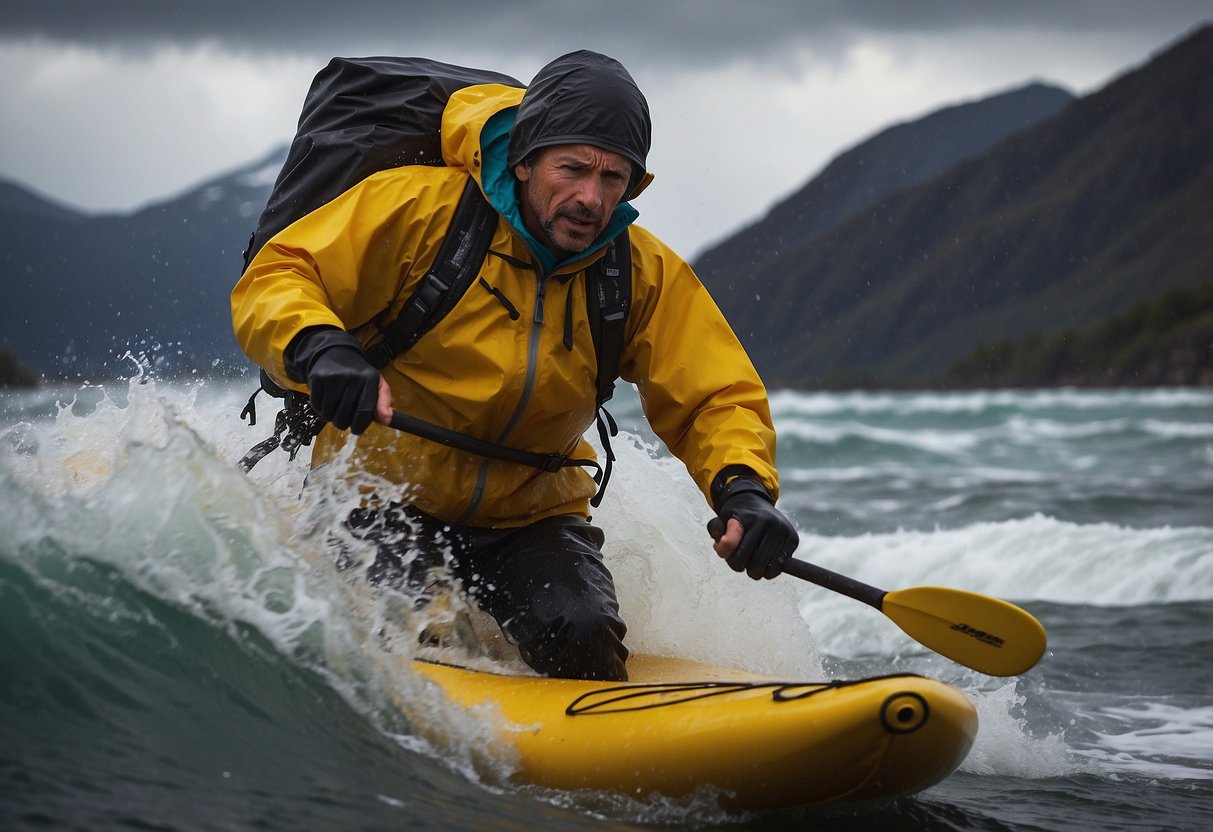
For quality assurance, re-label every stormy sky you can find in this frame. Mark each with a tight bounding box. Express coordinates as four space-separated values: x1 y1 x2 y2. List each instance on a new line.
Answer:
2 1 1209 256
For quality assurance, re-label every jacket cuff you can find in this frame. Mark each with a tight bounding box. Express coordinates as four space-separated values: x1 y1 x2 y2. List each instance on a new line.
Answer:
710 465 773 511
284 326 362 383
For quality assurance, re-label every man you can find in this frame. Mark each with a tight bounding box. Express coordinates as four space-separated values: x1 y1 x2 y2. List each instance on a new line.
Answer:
231 51 798 682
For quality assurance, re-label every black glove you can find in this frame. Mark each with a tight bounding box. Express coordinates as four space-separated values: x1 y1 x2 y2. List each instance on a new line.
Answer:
712 477 799 580
284 326 380 435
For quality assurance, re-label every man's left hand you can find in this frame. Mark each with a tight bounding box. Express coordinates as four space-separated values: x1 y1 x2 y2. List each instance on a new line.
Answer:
710 481 799 580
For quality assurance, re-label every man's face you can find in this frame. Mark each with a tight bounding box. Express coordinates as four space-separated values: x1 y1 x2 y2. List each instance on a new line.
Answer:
514 144 632 259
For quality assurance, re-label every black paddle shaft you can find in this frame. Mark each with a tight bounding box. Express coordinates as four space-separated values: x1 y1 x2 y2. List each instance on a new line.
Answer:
707 517 887 609
780 559 888 610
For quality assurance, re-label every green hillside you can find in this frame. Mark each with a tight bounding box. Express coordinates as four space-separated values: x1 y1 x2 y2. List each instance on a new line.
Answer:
941 282 1213 388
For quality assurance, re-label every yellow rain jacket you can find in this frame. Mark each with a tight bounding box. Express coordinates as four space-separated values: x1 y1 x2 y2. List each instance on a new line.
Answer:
232 83 779 527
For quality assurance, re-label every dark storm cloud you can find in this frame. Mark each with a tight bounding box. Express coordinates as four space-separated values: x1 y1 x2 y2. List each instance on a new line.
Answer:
6 1 1210 68
3 0 1208 250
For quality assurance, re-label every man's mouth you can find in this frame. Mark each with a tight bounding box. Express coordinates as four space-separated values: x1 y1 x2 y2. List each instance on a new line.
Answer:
558 210 601 230
541 209 603 253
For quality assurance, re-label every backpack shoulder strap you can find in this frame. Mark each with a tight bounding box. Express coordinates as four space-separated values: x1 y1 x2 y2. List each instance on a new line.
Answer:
583 230 631 508
585 229 631 408
364 176 497 369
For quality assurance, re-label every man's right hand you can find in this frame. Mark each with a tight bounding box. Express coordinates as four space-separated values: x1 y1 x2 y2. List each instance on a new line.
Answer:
306 346 382 434
285 327 385 435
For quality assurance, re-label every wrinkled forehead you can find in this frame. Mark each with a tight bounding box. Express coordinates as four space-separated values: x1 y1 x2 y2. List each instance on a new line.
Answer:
534 143 633 175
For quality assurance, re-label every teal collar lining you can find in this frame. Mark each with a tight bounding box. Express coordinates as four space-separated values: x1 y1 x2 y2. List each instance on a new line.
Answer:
480 108 638 276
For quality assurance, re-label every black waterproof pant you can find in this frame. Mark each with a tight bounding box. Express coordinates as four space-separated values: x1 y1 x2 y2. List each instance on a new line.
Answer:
346 503 629 681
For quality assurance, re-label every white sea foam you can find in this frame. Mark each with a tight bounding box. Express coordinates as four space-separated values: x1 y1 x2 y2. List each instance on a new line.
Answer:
779 418 982 455
769 386 1213 417
1074 703 1213 781
591 432 823 678
1096 703 1213 763
1003 414 1134 440
1141 418 1213 439
961 682 1080 779
804 517 1213 609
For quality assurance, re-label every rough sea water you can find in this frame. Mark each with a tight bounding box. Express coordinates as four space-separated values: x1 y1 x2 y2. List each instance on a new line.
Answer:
1 367 1210 831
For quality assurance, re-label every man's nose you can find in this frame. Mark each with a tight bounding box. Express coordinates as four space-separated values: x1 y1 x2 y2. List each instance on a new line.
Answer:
572 176 605 213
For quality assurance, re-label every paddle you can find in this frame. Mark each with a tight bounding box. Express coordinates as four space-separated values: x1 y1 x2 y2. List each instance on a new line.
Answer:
708 518 1047 676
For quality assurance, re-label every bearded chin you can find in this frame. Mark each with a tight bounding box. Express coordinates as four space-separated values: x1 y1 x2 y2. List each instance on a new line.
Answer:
540 215 591 257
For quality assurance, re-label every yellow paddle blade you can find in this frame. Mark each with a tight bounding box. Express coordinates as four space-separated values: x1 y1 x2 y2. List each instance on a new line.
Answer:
882 586 1047 676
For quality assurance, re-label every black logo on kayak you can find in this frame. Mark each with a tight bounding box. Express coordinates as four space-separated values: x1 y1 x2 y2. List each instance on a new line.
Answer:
951 622 1005 648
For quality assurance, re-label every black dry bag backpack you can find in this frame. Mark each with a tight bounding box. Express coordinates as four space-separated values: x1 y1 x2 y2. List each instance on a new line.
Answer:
237 57 630 505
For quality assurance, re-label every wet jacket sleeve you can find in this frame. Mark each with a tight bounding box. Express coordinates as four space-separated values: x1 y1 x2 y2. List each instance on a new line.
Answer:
231 171 456 390
621 233 781 503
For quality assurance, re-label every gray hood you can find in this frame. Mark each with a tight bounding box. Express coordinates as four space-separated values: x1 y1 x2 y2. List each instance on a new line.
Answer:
508 50 652 196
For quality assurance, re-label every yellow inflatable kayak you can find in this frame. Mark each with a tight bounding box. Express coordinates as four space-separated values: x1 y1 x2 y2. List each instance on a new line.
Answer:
413 653 977 811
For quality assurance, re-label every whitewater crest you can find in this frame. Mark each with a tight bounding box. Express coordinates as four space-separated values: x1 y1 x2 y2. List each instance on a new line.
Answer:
0 370 521 783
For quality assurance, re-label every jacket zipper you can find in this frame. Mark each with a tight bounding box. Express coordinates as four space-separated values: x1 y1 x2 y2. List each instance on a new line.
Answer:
458 263 549 523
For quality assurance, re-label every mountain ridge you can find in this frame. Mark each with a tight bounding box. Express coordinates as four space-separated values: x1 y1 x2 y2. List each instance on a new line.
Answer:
692 81 1074 279
705 23 1212 387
